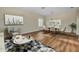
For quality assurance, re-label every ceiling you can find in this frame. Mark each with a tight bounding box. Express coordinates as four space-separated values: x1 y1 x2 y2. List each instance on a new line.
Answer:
19 7 77 16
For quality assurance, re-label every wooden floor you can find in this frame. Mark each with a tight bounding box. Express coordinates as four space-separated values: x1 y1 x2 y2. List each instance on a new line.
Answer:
24 31 79 52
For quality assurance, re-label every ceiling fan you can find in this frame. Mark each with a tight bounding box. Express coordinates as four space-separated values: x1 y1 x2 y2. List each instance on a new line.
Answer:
41 7 46 9
70 7 74 8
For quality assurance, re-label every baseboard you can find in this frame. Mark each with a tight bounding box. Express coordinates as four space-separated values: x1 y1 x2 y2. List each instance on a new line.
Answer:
21 30 41 35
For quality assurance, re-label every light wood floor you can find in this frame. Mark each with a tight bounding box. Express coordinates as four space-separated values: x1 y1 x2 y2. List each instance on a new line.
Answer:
24 31 79 52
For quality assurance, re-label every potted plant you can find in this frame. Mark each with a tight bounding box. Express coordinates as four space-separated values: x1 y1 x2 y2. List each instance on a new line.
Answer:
69 23 76 33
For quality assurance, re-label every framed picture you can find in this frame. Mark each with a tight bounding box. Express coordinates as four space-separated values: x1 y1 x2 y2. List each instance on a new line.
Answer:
5 14 23 25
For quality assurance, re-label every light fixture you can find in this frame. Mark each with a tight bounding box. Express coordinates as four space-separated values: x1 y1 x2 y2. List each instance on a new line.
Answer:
41 7 46 9
70 7 74 8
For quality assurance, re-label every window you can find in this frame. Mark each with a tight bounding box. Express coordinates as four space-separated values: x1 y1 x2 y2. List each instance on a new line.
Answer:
48 19 61 28
38 18 44 27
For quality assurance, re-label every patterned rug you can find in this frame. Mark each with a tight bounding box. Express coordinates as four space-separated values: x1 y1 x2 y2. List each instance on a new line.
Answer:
5 39 55 52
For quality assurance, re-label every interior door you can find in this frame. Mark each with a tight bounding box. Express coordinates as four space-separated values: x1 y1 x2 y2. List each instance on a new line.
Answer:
0 32 5 52
77 17 79 35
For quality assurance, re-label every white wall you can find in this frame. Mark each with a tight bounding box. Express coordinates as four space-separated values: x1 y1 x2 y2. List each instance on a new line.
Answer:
45 8 77 33
0 7 44 33
0 7 77 33
76 9 79 35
